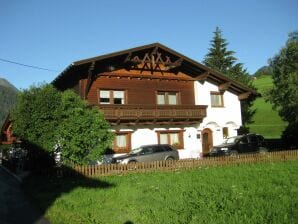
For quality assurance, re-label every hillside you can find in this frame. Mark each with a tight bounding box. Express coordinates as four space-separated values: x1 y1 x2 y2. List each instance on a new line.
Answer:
248 75 287 138
253 66 273 77
0 78 18 127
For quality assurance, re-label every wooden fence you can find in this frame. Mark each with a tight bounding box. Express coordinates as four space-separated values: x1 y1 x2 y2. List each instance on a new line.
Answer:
57 150 298 178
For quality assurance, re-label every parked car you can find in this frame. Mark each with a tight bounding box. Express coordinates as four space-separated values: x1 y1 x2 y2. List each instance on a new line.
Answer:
110 144 179 164
208 134 268 157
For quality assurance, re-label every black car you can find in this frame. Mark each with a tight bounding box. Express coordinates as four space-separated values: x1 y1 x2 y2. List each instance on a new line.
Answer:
110 144 179 164
208 134 267 157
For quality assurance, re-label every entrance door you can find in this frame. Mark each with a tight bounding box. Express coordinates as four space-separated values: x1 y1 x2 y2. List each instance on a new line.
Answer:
202 128 213 156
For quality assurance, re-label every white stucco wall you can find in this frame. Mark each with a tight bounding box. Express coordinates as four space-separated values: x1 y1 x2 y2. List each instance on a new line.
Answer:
195 81 242 147
131 128 158 148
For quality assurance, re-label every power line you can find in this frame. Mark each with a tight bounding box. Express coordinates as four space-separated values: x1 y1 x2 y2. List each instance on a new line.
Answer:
0 57 60 72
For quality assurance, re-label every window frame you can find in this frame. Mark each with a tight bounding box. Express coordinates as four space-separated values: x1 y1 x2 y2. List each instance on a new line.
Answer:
210 91 224 107
156 91 180 105
98 89 126 105
112 131 132 153
156 130 184 149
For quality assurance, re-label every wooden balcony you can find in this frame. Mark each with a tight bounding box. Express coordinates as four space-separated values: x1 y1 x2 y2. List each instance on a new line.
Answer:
96 104 207 126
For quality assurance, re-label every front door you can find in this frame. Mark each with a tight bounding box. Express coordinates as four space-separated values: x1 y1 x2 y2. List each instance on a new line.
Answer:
202 128 213 156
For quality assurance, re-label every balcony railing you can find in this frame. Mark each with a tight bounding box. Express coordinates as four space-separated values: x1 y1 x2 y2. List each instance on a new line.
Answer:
95 104 207 125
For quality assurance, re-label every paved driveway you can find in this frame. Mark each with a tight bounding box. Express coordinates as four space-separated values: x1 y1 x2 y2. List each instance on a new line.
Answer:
0 166 50 224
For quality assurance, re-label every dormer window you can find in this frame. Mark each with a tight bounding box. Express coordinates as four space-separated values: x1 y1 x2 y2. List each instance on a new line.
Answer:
157 91 179 105
99 90 125 104
210 91 224 107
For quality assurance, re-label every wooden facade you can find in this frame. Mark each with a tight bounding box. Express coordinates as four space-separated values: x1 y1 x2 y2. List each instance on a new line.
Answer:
82 69 207 125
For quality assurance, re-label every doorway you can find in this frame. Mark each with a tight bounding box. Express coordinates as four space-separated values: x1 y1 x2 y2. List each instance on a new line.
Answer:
202 128 213 156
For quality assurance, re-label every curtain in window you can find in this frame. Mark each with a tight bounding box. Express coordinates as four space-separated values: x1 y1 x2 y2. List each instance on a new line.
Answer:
100 90 110 98
114 91 124 104
170 133 179 145
211 94 222 106
100 90 110 104
157 93 165 105
116 135 127 147
168 93 177 105
160 133 168 144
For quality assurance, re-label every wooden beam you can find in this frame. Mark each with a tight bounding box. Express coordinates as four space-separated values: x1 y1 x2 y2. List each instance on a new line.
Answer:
150 46 158 56
84 61 96 99
238 92 251 100
124 52 132 63
195 71 210 82
164 58 182 71
218 81 232 92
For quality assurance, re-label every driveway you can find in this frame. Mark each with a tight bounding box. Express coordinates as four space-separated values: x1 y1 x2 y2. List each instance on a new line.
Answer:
0 166 50 224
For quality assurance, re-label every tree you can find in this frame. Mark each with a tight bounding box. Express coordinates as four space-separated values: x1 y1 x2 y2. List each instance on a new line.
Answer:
11 84 62 151
203 27 256 127
203 27 237 74
57 90 114 165
267 31 298 146
11 84 114 165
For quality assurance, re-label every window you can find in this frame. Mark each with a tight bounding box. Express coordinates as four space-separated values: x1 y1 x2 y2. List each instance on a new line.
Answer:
210 92 224 107
99 90 125 105
157 92 179 105
223 127 229 138
113 132 132 153
156 130 184 149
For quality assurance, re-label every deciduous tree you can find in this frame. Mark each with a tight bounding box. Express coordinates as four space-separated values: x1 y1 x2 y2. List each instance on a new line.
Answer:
11 84 114 165
267 31 298 146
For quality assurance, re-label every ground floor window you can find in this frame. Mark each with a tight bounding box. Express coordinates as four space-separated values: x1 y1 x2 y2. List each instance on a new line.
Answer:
223 127 229 138
156 130 184 149
113 131 132 153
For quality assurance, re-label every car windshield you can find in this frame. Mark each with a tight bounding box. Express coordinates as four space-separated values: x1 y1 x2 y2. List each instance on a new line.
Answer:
223 136 241 144
129 147 143 154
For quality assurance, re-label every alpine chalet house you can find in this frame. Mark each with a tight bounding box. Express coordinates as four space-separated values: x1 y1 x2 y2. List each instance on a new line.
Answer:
52 43 257 158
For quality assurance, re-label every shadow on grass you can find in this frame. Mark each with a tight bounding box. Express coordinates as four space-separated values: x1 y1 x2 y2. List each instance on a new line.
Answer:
2 141 115 224
22 166 115 222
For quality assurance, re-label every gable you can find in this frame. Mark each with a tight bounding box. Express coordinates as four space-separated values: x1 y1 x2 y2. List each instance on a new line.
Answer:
53 43 258 99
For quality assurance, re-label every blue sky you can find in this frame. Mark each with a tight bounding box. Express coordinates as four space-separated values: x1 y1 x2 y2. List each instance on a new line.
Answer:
0 0 297 89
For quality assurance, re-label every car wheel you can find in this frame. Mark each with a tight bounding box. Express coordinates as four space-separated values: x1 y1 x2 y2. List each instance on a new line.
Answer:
229 150 238 157
166 157 174 161
128 160 137 164
259 147 268 154
127 160 137 170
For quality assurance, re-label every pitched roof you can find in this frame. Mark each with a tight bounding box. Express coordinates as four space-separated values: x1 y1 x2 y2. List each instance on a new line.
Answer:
52 42 258 97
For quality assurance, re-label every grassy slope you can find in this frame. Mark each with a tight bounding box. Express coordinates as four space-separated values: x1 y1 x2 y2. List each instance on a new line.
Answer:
248 75 287 138
25 161 298 224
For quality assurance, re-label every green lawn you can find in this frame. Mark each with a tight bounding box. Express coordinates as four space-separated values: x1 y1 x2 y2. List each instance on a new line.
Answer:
248 75 287 138
24 161 298 224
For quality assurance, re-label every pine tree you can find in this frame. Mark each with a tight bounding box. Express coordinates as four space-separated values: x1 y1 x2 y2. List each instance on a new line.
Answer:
203 27 256 128
203 27 237 74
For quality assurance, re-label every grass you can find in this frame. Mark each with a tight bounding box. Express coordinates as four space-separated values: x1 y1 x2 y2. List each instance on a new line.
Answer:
24 161 298 224
248 75 287 138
